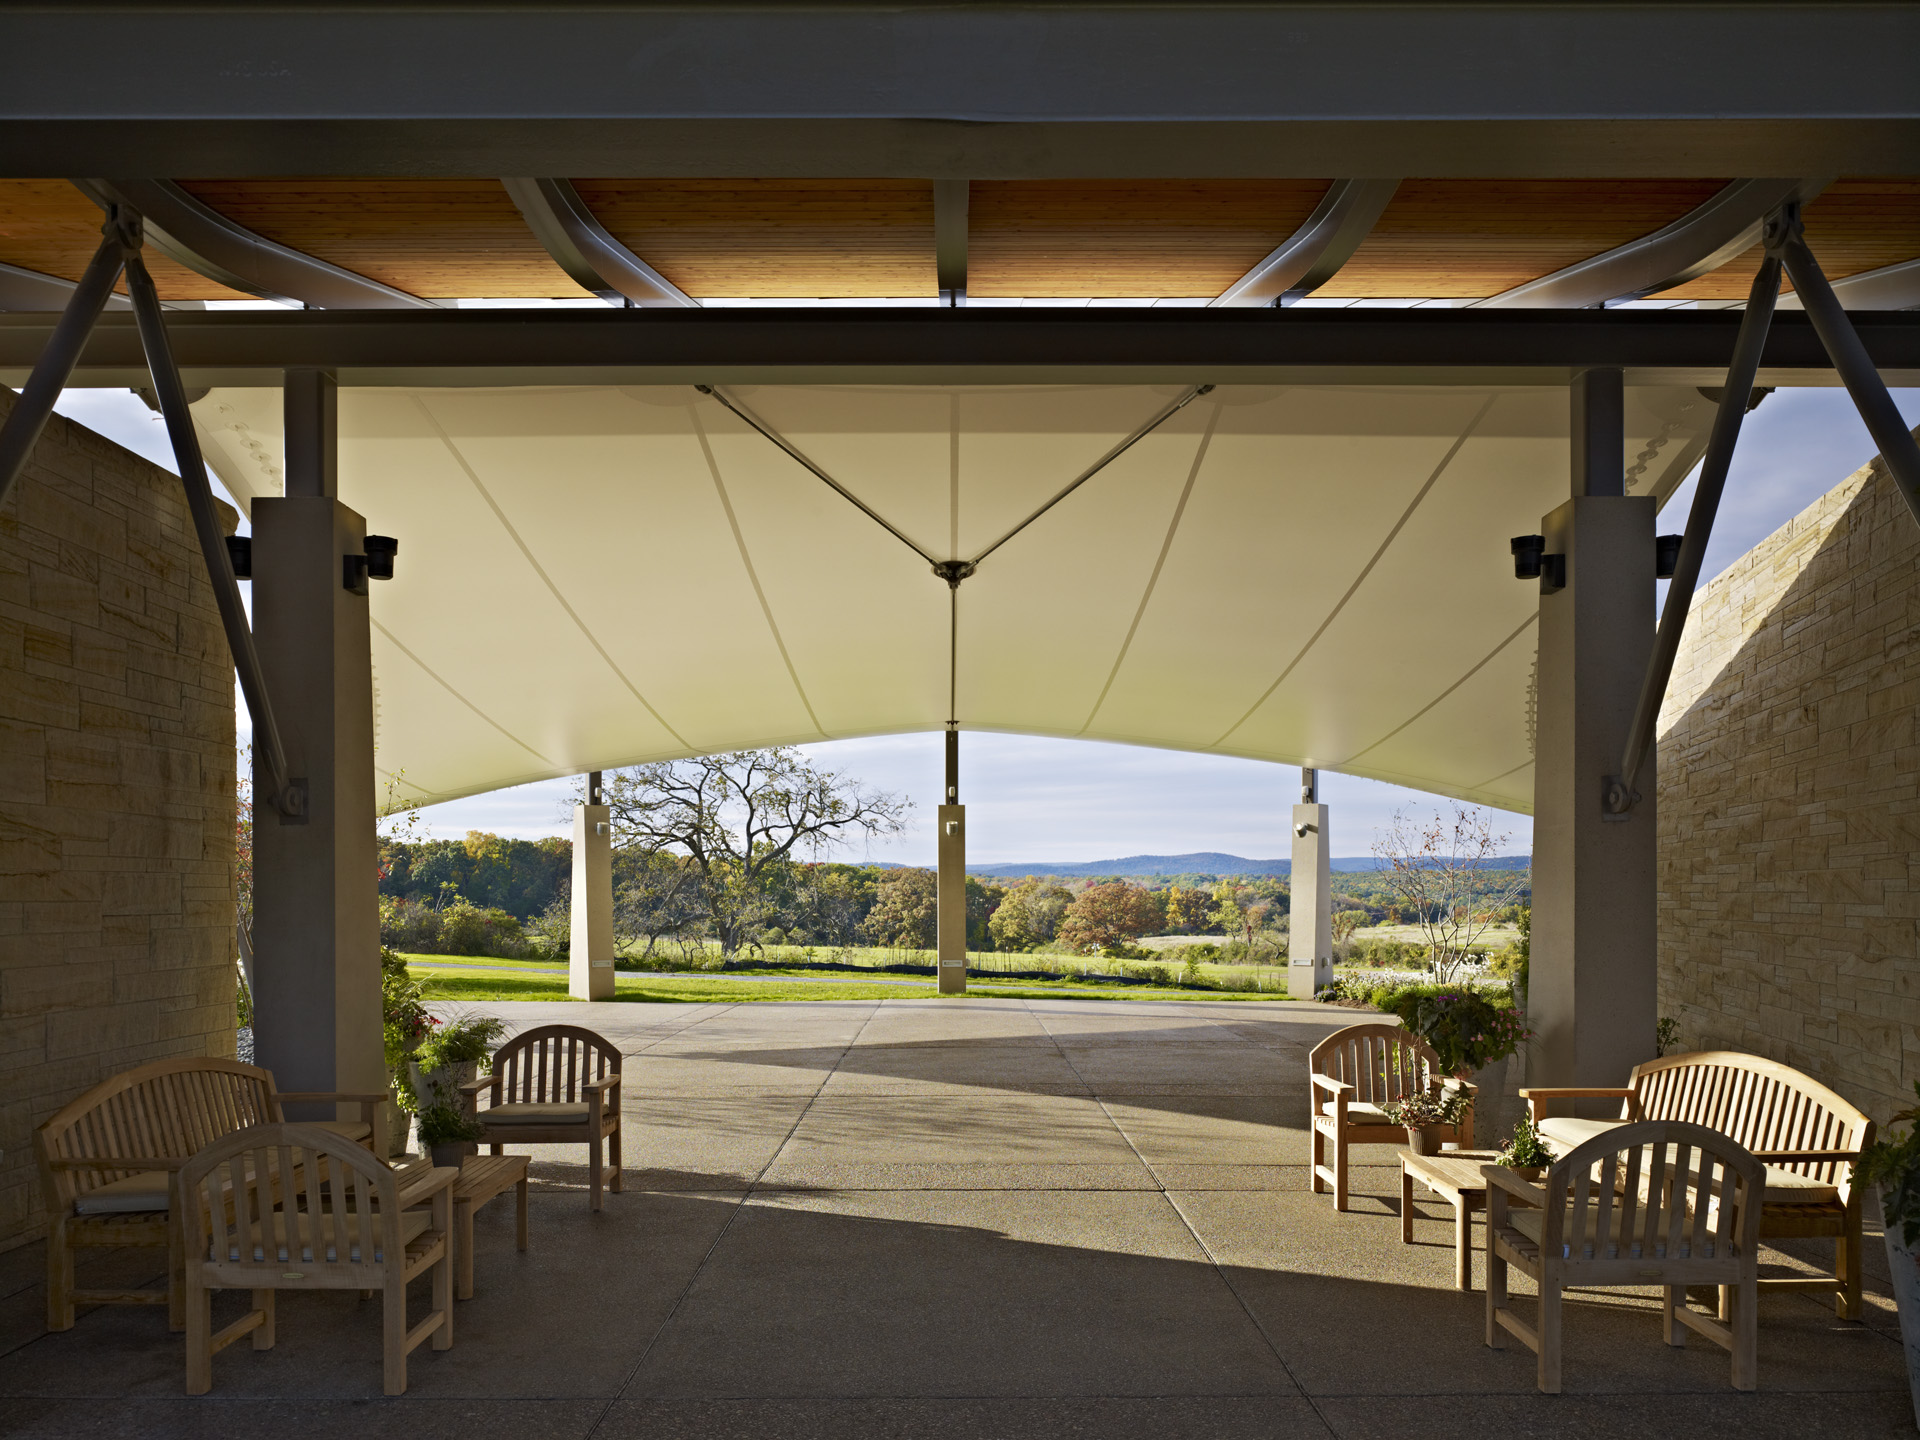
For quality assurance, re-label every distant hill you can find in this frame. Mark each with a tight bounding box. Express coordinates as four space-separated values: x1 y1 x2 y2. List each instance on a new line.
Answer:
963 852 1530 880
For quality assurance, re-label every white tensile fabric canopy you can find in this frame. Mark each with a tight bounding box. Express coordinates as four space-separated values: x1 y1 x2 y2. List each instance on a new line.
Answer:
192 383 1714 815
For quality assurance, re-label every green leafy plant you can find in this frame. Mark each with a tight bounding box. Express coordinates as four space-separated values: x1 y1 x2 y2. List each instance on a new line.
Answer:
1501 1114 1552 1169
415 1103 486 1148
1858 1081 1920 1247
235 973 253 1029
1655 1016 1681 1057
1375 984 1529 1074
1380 1084 1471 1130
381 948 432 1112
414 1011 506 1072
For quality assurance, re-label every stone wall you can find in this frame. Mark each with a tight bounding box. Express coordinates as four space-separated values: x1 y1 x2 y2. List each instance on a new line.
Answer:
1657 434 1920 1127
0 388 237 1248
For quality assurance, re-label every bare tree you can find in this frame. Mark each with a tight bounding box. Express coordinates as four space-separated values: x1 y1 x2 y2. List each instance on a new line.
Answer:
1371 806 1529 984
600 748 909 956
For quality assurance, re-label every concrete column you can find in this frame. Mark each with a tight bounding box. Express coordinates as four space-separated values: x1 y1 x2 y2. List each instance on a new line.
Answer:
1530 368 1659 1098
1288 767 1332 998
570 770 615 999
937 729 966 995
252 369 384 1137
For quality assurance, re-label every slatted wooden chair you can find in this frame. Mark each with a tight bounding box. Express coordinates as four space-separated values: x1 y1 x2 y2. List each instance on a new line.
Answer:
34 1056 386 1331
1523 1050 1875 1319
180 1123 456 1396
1485 1120 1766 1393
461 1025 623 1210
1309 1021 1473 1210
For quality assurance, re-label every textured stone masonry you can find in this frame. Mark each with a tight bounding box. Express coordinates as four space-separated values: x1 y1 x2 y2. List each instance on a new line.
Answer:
1658 430 1920 1126
0 387 236 1249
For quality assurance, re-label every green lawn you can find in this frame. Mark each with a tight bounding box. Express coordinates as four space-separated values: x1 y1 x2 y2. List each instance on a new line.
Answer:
406 958 1298 1004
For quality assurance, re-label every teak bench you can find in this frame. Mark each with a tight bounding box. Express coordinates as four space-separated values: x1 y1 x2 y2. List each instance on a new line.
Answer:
1523 1049 1875 1319
34 1056 386 1331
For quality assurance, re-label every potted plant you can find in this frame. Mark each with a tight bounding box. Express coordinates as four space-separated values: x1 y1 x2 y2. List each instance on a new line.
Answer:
1858 1081 1920 1427
1381 1084 1471 1156
409 1011 506 1114
1500 1113 1552 1181
416 1103 487 1170
380 948 434 1156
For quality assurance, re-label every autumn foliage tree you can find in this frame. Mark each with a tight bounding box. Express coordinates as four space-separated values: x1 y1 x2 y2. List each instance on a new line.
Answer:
1057 881 1162 954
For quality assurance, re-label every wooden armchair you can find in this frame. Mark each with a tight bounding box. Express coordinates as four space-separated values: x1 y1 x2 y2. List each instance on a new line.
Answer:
34 1056 386 1331
1309 1022 1472 1210
1485 1120 1765 1393
462 1025 623 1210
180 1123 456 1396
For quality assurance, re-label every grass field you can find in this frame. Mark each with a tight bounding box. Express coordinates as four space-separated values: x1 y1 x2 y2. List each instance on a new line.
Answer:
401 954 1299 1004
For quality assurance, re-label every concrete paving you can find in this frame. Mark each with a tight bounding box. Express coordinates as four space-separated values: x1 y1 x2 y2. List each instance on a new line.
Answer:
0 998 1908 1438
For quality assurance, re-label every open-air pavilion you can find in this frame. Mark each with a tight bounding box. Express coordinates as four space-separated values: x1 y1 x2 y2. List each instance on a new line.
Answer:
1 3 1918 1434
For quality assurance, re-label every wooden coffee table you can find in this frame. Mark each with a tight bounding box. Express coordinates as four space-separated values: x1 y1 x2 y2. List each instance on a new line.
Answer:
1398 1148 1510 1291
452 1153 530 1300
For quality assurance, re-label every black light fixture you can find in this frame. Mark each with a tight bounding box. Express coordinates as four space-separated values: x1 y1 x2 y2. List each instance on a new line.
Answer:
225 535 252 578
344 535 400 595
1655 533 1683 580
1509 534 1545 580
363 535 399 581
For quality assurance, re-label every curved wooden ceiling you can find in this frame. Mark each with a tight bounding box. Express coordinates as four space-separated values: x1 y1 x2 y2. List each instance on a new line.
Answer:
1 177 1914 305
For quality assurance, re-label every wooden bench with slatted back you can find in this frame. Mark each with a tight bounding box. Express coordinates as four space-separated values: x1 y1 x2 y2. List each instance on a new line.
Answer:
34 1056 386 1332
1309 1021 1473 1212
463 1024 623 1210
1523 1049 1875 1319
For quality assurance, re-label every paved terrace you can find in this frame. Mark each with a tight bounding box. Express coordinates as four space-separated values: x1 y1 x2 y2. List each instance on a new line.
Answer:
1 999 1907 1439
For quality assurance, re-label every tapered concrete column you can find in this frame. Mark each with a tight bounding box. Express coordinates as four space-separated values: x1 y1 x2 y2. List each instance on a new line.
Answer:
1289 767 1332 998
937 729 966 995
252 369 384 1138
571 770 615 1000
1530 369 1659 1097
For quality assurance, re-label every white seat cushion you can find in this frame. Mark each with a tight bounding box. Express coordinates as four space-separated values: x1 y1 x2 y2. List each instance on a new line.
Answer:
481 1101 592 1126
73 1171 170 1216
212 1209 432 1265
1508 1204 1729 1262
1536 1116 1626 1154
1320 1101 1404 1127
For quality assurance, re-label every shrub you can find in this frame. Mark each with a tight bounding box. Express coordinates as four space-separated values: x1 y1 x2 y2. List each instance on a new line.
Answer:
381 894 530 958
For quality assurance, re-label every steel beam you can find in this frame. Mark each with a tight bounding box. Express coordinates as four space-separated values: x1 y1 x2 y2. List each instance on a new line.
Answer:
3 7 1916 178
1477 179 1821 309
75 179 437 310
2 308 1916 391
934 180 969 305
1212 180 1399 307
501 178 697 308
0 258 131 314
1779 255 1920 313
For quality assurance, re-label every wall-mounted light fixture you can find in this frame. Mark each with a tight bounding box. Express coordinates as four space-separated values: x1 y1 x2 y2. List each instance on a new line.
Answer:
1655 533 1683 580
1510 534 1564 593
344 535 400 595
225 535 252 579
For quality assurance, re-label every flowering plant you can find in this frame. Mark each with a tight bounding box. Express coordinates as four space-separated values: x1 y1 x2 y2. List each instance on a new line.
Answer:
1380 985 1529 1075
1380 1083 1471 1130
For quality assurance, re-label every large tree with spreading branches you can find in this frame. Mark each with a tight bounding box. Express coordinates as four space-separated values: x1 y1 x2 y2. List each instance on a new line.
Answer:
600 748 910 956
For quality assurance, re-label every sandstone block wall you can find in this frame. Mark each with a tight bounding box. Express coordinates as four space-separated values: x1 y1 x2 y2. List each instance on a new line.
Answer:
0 388 237 1248
1657 436 1920 1127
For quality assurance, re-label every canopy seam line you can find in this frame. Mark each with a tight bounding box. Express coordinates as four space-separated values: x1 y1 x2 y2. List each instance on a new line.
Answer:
1077 402 1220 736
369 617 556 766
689 402 830 741
1208 391 1500 749
1336 610 1539 767
410 394 692 750
1470 757 1538 793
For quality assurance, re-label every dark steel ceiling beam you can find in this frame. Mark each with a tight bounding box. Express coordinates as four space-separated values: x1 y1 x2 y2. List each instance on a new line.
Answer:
2 309 1914 391
500 178 696 308
73 179 438 310
1476 179 1825 309
934 180 969 305
1211 179 1400 307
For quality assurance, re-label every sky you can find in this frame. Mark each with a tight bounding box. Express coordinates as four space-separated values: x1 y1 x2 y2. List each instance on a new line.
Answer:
53 381 1920 868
